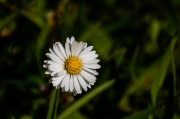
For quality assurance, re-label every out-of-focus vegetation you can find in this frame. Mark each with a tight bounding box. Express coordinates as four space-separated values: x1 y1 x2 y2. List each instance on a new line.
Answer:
0 0 180 119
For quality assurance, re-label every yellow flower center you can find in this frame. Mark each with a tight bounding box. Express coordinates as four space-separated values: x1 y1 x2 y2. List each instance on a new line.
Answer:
65 57 82 75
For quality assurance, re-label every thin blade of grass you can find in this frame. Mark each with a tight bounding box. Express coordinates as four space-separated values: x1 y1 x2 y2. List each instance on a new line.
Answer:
161 37 177 119
121 106 159 119
46 89 58 119
151 37 177 105
57 79 115 119
54 89 60 119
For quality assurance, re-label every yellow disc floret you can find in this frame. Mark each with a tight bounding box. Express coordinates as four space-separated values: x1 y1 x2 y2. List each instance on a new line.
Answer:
65 57 82 75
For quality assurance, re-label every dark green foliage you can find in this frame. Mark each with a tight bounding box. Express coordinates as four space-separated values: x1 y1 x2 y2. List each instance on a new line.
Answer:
0 0 180 119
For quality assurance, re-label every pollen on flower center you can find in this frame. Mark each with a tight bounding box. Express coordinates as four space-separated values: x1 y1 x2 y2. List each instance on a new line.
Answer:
65 57 82 75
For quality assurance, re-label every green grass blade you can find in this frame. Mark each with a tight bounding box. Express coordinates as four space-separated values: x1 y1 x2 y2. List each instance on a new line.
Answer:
161 37 177 119
121 106 158 119
151 37 177 105
150 50 170 105
54 89 60 119
57 79 115 119
46 89 58 119
170 38 177 97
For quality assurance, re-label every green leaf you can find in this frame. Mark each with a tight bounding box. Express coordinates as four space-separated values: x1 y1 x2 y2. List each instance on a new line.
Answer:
121 106 158 119
57 79 115 119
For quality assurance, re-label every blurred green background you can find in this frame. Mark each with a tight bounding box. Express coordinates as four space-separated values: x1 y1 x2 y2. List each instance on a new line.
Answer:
0 0 180 119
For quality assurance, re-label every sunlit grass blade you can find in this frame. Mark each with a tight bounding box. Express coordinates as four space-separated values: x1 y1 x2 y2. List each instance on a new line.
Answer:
150 50 170 105
57 79 115 119
46 88 58 119
121 106 159 119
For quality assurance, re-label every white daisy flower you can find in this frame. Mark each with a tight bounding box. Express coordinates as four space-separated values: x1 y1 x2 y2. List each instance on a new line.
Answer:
43 36 101 96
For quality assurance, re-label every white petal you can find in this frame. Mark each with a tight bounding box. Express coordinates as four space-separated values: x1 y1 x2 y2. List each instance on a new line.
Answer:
80 70 95 83
49 48 56 56
65 41 71 58
71 36 75 43
83 59 100 64
46 53 62 64
56 74 66 89
70 76 74 92
46 60 63 65
56 70 67 77
50 71 59 76
75 42 86 56
77 75 87 91
84 43 87 48
56 42 67 58
71 41 78 56
79 51 96 59
43 64 49 68
53 70 66 78
73 75 81 93
82 67 99 75
54 43 65 61
83 64 101 69
48 64 63 68
52 74 66 81
45 70 51 74
61 74 69 88
78 46 93 57
52 79 61 86
48 67 63 72
83 54 98 61
66 37 71 43
65 78 70 92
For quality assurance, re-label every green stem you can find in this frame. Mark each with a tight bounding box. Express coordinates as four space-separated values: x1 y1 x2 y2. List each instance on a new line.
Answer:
54 89 60 119
170 50 176 98
170 37 177 98
46 88 59 119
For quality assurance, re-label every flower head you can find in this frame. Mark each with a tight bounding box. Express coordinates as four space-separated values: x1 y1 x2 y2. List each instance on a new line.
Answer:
43 36 101 95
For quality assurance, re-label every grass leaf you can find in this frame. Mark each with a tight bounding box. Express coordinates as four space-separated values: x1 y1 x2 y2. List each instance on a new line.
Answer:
57 79 115 119
121 106 159 119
